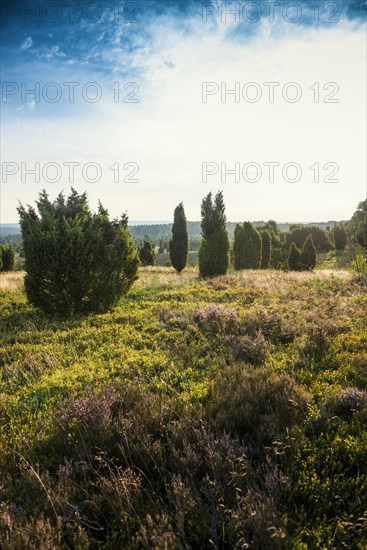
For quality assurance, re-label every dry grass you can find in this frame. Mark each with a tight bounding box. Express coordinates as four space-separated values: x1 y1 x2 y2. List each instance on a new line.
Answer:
136 266 199 288
222 268 352 292
0 271 25 292
137 266 352 290
0 267 352 295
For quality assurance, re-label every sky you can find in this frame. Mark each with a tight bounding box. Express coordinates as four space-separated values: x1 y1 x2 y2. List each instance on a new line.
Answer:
1 0 366 223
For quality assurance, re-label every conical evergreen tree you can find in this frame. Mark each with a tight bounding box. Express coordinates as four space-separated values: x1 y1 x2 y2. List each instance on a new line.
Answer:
288 242 301 271
18 188 139 315
139 241 155 266
233 224 246 270
300 235 316 270
260 230 272 269
158 239 165 254
233 222 262 270
169 202 188 273
1 244 15 271
199 191 230 277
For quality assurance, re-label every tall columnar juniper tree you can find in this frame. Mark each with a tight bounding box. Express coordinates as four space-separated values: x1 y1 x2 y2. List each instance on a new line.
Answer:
300 234 317 270
18 189 139 316
169 202 189 273
199 191 230 277
233 222 262 270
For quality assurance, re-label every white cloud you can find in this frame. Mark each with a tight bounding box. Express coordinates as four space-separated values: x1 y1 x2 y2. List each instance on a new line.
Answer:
40 45 67 61
2 17 366 223
20 37 33 51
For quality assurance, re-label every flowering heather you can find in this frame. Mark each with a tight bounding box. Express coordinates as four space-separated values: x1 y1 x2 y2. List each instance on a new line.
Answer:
328 388 367 419
193 303 241 334
1 268 366 548
58 388 117 427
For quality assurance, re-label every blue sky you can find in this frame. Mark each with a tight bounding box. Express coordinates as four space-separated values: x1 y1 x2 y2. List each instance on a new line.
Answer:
1 0 366 222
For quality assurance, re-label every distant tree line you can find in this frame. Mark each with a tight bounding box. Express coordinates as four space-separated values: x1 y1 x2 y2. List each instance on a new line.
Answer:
5 189 366 317
193 195 365 277
131 201 363 274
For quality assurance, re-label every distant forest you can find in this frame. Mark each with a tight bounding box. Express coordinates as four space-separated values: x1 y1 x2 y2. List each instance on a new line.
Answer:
1 220 346 256
128 220 345 242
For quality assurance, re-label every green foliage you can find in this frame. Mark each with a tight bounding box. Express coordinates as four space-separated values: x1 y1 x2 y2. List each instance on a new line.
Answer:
199 191 230 277
300 235 317 270
169 202 189 273
260 229 272 269
262 219 280 236
351 254 367 274
290 406 367 548
257 221 285 269
271 234 287 269
233 224 244 270
233 222 262 270
0 268 366 548
1 244 16 272
207 366 309 451
286 225 332 253
17 189 139 315
332 223 347 251
139 240 156 266
288 242 301 271
158 239 165 254
348 199 367 248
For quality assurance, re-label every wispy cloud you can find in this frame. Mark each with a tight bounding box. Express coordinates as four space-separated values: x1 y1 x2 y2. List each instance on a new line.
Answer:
19 36 33 51
39 45 67 61
1 0 366 222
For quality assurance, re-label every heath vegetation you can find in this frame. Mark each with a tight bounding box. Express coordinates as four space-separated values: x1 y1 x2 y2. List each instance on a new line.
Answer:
0 192 366 548
1 266 366 548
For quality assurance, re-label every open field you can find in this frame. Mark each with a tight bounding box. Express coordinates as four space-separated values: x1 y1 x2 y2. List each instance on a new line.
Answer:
1 268 366 548
0 271 25 292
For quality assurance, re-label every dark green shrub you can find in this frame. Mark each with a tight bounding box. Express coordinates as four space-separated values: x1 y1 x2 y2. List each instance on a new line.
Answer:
18 189 139 315
233 222 262 270
139 240 156 266
260 229 272 269
285 225 332 253
169 202 188 273
347 199 367 248
199 191 230 277
332 224 347 251
1 244 15 272
300 235 316 270
288 242 301 271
